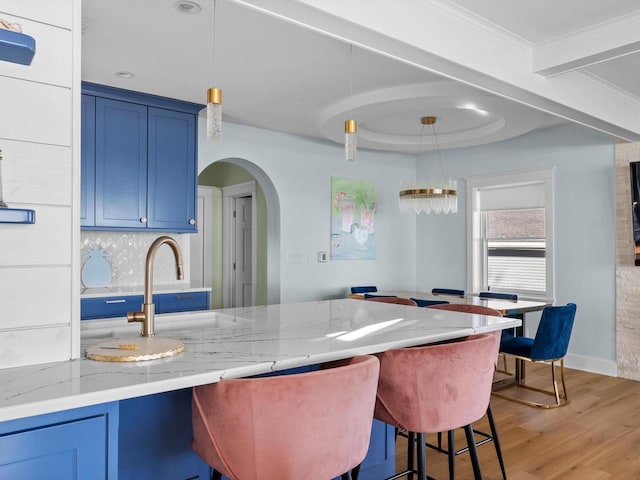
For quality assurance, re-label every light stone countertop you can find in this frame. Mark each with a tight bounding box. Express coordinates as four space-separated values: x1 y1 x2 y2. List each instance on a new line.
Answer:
0 299 520 423
81 284 211 298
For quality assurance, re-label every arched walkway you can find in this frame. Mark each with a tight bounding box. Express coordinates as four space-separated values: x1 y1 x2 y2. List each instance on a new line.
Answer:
198 158 280 305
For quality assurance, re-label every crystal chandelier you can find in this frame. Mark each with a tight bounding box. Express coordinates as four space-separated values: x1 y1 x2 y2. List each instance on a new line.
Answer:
399 116 458 214
206 0 222 140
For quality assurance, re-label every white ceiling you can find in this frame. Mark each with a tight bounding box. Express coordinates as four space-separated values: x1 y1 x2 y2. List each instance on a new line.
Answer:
81 0 640 153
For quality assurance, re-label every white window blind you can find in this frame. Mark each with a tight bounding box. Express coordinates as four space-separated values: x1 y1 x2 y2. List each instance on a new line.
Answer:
467 169 554 300
479 183 545 210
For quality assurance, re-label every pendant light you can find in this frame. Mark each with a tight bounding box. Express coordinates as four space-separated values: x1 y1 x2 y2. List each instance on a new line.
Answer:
399 116 458 215
345 44 357 161
206 0 222 140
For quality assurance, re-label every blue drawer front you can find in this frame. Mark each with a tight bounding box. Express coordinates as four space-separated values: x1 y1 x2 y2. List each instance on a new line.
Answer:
157 291 209 313
0 416 108 479
81 295 144 320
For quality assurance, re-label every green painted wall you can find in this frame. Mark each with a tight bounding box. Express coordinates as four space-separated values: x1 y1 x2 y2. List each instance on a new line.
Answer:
198 161 268 307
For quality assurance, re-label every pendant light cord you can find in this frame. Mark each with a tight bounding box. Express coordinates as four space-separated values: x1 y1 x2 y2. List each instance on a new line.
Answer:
430 122 446 179
212 0 216 85
349 44 353 119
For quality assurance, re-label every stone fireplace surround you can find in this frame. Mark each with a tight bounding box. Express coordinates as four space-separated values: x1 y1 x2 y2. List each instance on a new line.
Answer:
615 142 640 380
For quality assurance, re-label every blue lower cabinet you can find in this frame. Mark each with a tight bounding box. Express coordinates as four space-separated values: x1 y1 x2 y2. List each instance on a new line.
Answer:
0 403 118 479
156 291 210 313
81 291 210 320
81 295 144 320
358 420 396 479
118 389 210 480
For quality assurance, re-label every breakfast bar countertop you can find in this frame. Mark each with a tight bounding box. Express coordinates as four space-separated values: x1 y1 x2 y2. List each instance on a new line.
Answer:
0 299 520 423
80 284 212 298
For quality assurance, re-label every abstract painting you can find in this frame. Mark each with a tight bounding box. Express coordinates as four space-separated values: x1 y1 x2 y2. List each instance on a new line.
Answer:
331 177 377 260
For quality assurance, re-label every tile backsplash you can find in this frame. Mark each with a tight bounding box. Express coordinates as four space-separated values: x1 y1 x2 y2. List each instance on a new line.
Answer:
81 232 190 289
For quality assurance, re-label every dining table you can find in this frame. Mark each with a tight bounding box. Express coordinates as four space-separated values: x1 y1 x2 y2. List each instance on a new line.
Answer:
349 290 551 320
350 290 552 386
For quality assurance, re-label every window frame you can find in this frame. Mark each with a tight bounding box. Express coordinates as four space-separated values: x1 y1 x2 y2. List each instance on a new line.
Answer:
466 168 555 301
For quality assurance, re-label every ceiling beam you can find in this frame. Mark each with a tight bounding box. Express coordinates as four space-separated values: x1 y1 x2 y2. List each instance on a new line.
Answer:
233 0 640 142
533 12 640 77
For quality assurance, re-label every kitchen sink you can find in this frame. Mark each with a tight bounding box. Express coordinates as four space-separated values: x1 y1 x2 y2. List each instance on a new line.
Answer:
83 311 252 361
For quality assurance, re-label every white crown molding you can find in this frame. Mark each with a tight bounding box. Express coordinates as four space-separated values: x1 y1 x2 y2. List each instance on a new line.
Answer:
427 0 533 52
572 69 640 107
533 10 640 77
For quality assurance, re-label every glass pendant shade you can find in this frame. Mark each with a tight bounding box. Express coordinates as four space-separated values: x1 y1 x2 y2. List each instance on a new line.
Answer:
206 87 222 140
345 119 357 162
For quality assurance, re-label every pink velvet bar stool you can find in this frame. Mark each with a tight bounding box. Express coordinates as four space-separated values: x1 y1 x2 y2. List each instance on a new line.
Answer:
374 333 500 480
191 355 380 480
428 303 507 480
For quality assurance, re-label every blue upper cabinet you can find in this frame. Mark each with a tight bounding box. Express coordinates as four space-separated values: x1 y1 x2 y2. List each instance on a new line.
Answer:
95 97 148 228
148 107 196 230
81 83 203 233
80 95 95 227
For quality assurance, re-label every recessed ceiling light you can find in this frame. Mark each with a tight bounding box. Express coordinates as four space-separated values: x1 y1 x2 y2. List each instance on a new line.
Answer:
174 1 202 14
115 71 135 79
460 103 489 115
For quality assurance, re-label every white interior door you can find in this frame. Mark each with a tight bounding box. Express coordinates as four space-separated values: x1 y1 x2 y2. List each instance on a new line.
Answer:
190 186 214 290
222 181 257 308
233 196 253 307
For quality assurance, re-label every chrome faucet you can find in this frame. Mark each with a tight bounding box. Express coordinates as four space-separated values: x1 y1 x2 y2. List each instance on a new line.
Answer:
127 235 184 337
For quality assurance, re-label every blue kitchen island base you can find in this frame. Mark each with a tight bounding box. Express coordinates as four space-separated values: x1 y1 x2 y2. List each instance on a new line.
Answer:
0 388 396 479
120 388 395 480
0 403 119 479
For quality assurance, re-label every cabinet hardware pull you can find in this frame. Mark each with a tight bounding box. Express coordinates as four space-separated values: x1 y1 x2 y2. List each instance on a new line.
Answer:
188 218 196 225
140 217 148 223
175 295 194 300
104 299 127 304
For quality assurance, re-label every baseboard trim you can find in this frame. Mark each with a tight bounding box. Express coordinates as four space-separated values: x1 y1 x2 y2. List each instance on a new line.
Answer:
565 353 617 377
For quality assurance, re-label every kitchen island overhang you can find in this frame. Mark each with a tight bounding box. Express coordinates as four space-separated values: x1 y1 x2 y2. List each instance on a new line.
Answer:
0 298 520 423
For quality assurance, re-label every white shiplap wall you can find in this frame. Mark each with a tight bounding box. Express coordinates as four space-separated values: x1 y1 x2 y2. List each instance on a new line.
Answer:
0 1 80 368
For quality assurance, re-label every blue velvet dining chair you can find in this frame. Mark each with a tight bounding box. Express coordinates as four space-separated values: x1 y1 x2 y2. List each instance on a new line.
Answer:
494 303 577 408
479 291 518 301
479 291 519 370
432 288 465 297
350 286 378 294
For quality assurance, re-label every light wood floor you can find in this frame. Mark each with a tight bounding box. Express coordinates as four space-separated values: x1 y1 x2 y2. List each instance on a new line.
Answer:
395 361 640 479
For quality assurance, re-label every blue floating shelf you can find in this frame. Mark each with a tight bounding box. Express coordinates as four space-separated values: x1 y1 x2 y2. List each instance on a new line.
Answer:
0 29 36 65
0 208 35 224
